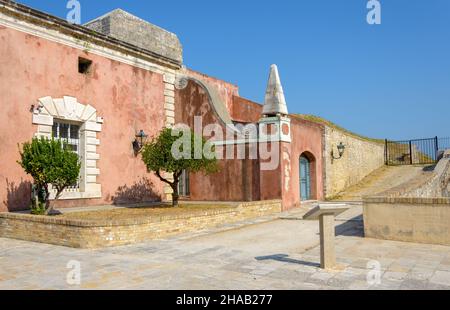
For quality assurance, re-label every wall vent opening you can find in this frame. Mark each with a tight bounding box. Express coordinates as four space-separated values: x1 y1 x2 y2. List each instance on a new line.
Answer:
78 57 92 74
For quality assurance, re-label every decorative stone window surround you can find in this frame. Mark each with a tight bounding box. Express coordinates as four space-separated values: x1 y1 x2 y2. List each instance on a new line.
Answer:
32 96 103 200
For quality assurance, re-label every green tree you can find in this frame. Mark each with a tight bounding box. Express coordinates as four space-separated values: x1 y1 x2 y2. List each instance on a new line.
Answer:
18 137 81 215
141 127 219 207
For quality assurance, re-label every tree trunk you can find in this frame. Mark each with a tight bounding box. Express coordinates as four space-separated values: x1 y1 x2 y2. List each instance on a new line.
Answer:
171 182 179 207
45 187 65 216
44 197 53 215
33 185 39 210
154 170 181 207
43 184 53 216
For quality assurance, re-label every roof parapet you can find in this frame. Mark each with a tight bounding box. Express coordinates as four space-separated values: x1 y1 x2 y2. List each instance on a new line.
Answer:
84 9 183 65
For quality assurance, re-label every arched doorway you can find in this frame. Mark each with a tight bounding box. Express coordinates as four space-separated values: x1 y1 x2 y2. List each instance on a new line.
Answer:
299 155 311 201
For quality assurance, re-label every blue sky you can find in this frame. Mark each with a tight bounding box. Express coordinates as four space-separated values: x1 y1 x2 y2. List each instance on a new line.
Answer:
16 0 450 140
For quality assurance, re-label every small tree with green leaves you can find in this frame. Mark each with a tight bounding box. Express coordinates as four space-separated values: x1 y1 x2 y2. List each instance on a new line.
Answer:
141 127 219 207
18 137 81 215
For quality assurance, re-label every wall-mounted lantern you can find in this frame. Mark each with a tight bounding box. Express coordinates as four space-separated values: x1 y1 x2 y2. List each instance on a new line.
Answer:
132 130 148 155
331 142 346 160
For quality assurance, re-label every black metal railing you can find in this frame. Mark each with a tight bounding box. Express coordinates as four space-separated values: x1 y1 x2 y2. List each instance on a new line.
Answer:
385 137 439 166
438 137 450 153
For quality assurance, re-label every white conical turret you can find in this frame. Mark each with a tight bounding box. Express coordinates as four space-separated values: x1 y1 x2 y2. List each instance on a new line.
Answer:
262 64 288 116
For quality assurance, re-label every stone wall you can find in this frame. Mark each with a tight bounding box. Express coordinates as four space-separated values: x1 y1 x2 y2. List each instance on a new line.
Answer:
0 200 282 248
324 126 385 199
84 9 183 65
363 197 450 246
402 150 450 198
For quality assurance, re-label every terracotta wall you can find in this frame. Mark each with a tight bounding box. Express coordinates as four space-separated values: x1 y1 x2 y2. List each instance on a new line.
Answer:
0 27 166 211
0 26 326 212
175 79 261 201
231 96 263 124
175 75 325 208
182 68 239 113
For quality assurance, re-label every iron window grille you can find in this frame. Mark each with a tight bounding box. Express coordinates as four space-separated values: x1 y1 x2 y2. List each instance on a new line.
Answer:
52 121 81 190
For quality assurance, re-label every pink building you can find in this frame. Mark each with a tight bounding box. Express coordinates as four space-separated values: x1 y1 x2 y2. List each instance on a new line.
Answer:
0 1 325 212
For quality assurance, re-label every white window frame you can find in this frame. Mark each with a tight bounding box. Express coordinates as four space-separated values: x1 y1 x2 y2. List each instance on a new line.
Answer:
32 96 103 200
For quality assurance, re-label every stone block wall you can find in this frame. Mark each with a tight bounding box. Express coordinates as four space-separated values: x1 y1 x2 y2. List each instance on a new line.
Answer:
363 197 450 246
0 200 281 248
84 9 183 64
324 126 385 199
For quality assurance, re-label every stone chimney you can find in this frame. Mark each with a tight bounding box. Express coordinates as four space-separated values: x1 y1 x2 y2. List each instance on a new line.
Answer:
262 64 288 116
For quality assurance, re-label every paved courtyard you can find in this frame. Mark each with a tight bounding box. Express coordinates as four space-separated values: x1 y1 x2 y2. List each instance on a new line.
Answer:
1 206 450 290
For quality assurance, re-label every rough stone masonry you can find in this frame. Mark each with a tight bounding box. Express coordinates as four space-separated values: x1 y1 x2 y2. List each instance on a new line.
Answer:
84 9 183 64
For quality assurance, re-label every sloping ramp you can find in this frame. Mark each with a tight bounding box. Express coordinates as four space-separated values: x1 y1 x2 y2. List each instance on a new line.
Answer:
333 165 429 202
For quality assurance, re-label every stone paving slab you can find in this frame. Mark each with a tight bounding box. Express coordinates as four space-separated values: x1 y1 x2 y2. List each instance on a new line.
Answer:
1 211 450 290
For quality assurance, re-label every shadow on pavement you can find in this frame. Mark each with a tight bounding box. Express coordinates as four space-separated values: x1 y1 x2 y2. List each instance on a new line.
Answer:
335 215 364 237
255 254 320 267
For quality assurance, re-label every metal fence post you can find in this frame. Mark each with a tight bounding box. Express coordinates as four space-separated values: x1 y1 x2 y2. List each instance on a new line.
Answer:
435 136 439 161
385 139 388 165
409 141 413 165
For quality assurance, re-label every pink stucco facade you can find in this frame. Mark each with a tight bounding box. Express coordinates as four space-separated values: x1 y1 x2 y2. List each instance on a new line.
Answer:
0 3 325 213
175 70 325 211
282 117 325 209
0 27 166 211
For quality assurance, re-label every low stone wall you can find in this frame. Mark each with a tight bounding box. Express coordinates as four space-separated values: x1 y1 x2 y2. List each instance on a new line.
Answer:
363 197 450 246
324 126 385 199
0 200 281 248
